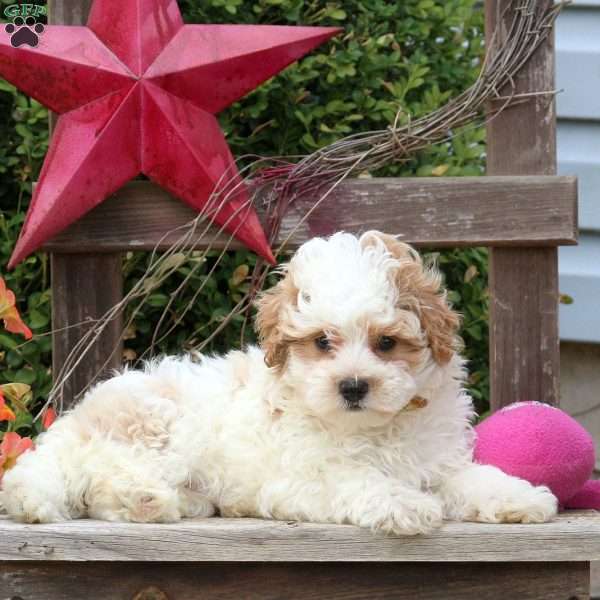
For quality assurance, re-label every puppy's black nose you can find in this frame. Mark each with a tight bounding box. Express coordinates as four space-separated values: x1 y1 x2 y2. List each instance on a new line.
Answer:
339 378 369 407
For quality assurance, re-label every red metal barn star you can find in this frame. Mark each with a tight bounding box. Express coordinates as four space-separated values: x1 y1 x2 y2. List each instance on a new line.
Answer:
0 0 340 267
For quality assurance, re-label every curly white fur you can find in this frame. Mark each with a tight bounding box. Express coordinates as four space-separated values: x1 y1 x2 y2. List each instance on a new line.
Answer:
0 232 557 533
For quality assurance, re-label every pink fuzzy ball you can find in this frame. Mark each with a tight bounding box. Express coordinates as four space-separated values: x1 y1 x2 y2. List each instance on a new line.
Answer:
474 401 595 505
566 479 600 509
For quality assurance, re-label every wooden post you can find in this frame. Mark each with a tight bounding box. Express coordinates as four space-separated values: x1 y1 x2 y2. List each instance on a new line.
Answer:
486 0 560 410
51 254 123 404
49 0 123 408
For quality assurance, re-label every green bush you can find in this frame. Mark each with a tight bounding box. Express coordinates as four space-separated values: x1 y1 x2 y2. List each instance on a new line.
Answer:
0 0 489 432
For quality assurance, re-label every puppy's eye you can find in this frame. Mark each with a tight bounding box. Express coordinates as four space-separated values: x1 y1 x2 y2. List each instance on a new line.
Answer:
315 335 331 351
377 336 397 352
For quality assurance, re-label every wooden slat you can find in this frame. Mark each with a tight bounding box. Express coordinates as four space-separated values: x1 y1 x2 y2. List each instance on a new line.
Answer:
0 561 590 600
41 176 578 253
51 254 123 406
489 249 561 407
486 1 561 409
48 0 123 408
0 512 598 562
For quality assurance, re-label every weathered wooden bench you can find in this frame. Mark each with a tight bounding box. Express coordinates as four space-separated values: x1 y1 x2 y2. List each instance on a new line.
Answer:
1 0 599 598
0 512 598 598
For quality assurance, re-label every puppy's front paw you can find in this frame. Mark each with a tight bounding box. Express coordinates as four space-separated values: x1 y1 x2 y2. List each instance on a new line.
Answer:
365 493 444 536
471 483 558 524
0 476 69 523
89 484 182 523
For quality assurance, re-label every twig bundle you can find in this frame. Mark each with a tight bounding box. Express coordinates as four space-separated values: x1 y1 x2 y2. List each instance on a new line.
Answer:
45 0 563 413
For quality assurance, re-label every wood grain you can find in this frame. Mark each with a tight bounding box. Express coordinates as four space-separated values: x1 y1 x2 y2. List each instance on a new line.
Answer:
48 0 123 409
489 248 561 408
486 0 561 409
41 177 577 253
0 512 598 563
51 254 123 407
0 561 590 600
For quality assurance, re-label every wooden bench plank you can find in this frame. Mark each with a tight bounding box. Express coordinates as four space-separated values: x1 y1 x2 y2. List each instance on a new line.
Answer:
0 512 598 563
42 176 578 253
0 561 590 600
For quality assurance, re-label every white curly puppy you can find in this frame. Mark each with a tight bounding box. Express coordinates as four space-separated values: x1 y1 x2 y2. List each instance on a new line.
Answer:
1 231 557 533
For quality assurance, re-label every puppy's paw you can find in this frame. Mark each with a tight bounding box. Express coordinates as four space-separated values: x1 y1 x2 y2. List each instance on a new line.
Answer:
469 483 558 524
0 476 69 523
366 493 444 536
86 476 182 523
117 486 182 523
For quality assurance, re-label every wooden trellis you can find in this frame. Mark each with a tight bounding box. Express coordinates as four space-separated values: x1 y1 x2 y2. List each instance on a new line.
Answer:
1 0 599 598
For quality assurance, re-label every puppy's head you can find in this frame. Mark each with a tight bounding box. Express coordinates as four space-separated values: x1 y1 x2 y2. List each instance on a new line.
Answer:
255 231 461 429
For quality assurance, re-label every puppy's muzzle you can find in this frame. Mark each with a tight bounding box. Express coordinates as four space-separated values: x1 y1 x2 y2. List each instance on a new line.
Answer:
339 378 369 410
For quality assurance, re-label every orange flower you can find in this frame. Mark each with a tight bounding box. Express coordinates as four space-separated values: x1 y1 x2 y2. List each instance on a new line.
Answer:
0 391 16 422
0 432 34 482
42 407 57 429
0 277 32 340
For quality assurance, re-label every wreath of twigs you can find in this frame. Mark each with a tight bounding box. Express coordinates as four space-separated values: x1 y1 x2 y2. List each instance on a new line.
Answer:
42 0 563 414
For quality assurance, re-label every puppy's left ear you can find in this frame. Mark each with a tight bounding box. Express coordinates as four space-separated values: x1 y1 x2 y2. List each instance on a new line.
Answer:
361 231 461 365
255 273 296 370
418 288 461 365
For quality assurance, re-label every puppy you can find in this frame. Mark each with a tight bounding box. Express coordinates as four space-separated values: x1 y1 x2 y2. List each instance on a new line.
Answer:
0 232 557 533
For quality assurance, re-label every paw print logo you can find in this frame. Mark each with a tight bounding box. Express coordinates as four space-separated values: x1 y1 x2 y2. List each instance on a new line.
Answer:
5 16 45 48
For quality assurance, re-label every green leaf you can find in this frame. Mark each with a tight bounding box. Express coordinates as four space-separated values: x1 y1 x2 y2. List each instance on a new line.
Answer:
15 123 32 139
0 80 15 93
329 9 347 19
146 294 169 308
28 308 49 329
0 334 19 350
14 368 36 385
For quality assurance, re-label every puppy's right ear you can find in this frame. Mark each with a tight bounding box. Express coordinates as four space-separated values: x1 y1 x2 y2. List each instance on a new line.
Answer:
255 274 296 370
